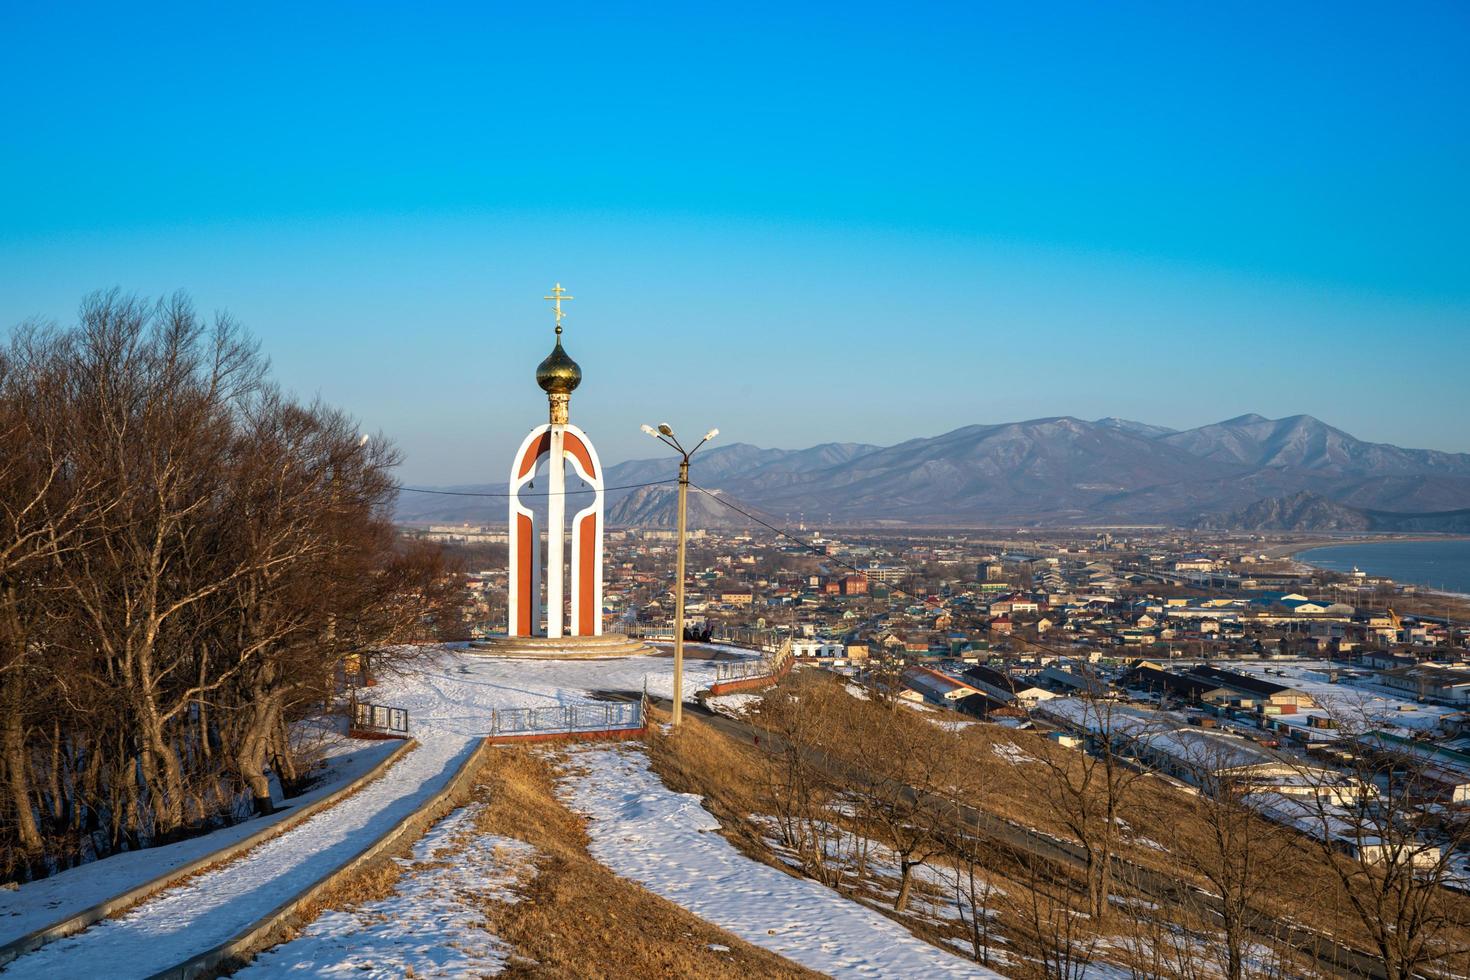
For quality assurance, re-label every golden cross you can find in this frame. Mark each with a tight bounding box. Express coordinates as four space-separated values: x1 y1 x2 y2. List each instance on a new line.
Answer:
543 282 574 334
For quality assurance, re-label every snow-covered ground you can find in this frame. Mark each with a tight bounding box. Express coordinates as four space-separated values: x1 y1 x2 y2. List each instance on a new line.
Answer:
3 644 762 974
706 691 763 718
236 802 535 978
374 645 758 735
0 733 400 950
991 741 1038 766
927 713 979 732
749 811 1007 936
1226 660 1458 735
2 733 476 978
557 743 1000 978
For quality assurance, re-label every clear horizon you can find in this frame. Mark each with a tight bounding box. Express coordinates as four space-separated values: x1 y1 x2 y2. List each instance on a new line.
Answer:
3 2 1467 484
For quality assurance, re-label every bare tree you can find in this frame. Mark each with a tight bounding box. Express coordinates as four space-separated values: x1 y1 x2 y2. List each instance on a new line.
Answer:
1164 735 1297 980
848 701 972 912
753 672 855 888
1289 716 1470 980
944 830 1001 968
0 328 94 866
1034 692 1157 922
1008 847 1099 980
0 291 458 880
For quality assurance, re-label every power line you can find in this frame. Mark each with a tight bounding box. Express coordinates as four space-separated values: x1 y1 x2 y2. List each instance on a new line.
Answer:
396 478 678 499
688 482 1083 660
689 482 942 611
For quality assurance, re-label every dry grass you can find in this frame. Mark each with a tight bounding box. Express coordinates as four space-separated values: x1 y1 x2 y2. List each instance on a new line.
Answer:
944 711 1470 962
238 739 820 978
600 690 1469 976
291 836 416 924
642 673 1389 977
642 704 778 856
639 698 1057 972
469 746 820 980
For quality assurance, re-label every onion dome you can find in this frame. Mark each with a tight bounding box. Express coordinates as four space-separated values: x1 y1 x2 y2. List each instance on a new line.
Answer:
536 336 582 395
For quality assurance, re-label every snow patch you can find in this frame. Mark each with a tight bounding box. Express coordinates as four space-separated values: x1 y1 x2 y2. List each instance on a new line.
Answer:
558 744 999 978
1 644 768 973
990 742 1036 766
706 692 762 718
236 802 535 978
375 645 761 725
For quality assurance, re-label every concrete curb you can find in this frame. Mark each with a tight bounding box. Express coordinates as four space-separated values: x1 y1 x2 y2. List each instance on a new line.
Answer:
149 736 497 979
0 737 416 969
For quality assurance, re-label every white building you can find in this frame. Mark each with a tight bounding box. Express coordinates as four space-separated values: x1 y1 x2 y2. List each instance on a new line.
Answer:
792 639 845 659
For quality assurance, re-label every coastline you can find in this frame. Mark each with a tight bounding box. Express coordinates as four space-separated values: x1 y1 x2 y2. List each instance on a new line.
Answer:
1290 535 1470 570
1260 533 1470 561
1288 538 1470 618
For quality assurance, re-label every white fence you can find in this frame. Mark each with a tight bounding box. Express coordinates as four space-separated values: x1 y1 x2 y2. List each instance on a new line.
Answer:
488 699 645 737
627 625 785 650
714 637 793 683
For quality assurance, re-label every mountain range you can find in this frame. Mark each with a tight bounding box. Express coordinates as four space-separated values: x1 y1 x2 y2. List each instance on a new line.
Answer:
395 414 1470 529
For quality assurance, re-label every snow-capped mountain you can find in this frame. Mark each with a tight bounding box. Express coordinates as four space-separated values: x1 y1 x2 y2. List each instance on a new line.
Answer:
396 415 1470 526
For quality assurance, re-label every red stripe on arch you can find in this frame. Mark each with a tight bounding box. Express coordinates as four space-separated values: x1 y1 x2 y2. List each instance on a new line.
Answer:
516 513 535 635
564 431 596 480
517 432 551 478
578 512 597 635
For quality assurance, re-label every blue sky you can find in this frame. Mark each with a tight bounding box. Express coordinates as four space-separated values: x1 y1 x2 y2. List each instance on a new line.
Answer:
2 1 1467 484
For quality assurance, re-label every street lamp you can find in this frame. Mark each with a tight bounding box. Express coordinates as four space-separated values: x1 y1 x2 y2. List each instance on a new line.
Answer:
641 422 719 728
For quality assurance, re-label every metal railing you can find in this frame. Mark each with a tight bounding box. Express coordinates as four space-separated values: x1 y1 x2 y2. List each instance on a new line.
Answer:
714 637 793 682
626 624 785 650
352 701 409 736
489 698 645 737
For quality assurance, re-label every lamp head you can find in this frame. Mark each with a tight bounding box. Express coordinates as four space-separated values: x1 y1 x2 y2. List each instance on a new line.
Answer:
657 423 674 437
640 424 657 437
703 428 719 443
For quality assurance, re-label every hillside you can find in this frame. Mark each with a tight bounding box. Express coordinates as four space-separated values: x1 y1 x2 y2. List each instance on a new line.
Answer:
1195 491 1373 531
1199 490 1470 533
604 485 776 529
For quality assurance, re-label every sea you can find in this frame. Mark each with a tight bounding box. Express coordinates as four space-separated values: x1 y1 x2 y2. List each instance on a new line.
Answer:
1295 539 1470 596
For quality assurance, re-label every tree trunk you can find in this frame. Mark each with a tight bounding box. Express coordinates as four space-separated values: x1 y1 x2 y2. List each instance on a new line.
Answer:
894 858 915 912
1086 847 1111 922
135 652 186 835
271 709 300 798
1220 916 1244 980
142 714 185 834
2 709 42 856
46 720 68 835
121 751 143 851
237 695 277 817
237 730 273 817
80 739 103 836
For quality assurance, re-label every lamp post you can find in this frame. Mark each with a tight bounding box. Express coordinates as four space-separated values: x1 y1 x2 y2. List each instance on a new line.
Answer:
641 422 718 728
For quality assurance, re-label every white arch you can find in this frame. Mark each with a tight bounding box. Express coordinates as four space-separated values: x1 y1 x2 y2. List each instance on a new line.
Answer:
507 424 550 636
506 422 604 638
565 423 605 637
